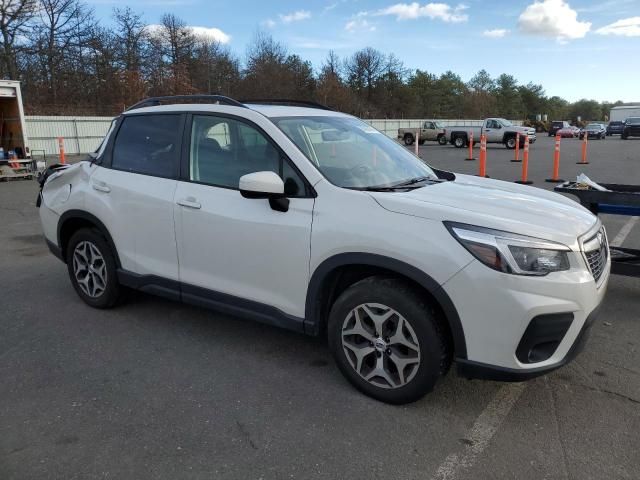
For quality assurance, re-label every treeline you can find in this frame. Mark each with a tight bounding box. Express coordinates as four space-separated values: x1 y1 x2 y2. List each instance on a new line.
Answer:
0 1 628 119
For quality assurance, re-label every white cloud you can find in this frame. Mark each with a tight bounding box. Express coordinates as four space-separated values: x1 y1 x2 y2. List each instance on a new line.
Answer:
483 28 509 38
345 19 376 32
190 27 231 44
596 16 640 37
279 10 311 23
375 2 469 23
262 19 277 28
146 24 231 44
518 0 591 41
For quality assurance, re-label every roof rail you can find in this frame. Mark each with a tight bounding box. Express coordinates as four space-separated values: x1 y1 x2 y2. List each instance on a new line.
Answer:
241 99 334 111
125 95 247 111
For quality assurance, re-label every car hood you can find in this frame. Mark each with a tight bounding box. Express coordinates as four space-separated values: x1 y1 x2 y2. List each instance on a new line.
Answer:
370 174 597 249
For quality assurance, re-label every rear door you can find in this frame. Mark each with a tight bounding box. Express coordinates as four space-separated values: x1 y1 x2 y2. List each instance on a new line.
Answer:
87 113 183 281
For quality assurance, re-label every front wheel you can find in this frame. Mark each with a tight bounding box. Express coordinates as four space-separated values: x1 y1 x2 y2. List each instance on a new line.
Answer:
328 277 450 404
66 228 122 308
505 137 517 149
438 135 447 146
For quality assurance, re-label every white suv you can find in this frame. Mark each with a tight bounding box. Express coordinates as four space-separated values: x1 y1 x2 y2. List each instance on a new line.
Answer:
38 96 610 404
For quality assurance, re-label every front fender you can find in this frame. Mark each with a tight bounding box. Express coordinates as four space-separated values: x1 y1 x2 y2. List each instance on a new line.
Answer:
304 252 468 359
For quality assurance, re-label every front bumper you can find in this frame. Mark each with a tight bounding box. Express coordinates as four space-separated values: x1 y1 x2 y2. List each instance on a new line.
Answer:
457 304 600 381
443 249 610 379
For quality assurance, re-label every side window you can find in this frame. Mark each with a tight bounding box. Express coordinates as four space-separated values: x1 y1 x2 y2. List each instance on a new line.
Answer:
425 122 434 129
189 115 307 196
112 114 182 178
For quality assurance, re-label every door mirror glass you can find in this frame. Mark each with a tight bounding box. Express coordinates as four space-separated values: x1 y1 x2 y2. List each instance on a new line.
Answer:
239 171 285 198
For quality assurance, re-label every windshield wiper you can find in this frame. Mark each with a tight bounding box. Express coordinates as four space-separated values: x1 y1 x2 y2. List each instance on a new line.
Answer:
389 176 439 188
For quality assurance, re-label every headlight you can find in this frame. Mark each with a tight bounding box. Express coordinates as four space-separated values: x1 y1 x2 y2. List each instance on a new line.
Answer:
445 223 570 276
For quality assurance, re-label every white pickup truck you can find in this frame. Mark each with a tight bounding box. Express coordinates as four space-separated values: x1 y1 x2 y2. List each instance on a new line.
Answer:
444 118 536 149
398 120 448 146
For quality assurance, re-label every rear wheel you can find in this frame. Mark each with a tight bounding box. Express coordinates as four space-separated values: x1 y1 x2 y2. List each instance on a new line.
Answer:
328 277 450 404
404 134 414 146
453 135 466 148
66 228 122 308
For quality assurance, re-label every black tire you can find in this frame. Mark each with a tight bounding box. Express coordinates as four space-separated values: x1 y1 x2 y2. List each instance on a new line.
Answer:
404 134 414 146
437 135 447 146
453 135 466 148
621 134 627 140
66 228 122 309
418 140 425 146
328 277 450 404
505 136 517 149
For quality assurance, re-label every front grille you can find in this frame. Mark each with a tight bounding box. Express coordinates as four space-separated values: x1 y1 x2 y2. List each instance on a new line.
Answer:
583 228 608 283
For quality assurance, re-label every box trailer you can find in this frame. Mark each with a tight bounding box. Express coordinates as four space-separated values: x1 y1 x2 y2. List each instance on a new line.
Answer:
0 80 33 180
610 105 640 123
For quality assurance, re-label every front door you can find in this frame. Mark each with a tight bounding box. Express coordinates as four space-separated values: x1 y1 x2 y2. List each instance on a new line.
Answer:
484 120 503 143
174 114 314 321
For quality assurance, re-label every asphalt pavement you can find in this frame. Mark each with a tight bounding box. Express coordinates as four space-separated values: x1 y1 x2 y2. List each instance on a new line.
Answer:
1 135 639 479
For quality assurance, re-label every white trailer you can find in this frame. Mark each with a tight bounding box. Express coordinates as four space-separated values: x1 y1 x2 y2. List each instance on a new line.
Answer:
610 105 640 122
0 80 33 180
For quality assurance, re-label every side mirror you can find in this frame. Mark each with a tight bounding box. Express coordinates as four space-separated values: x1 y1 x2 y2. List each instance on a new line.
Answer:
239 171 289 212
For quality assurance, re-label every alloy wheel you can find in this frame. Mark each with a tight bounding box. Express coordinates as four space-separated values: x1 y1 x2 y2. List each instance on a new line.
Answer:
341 303 421 389
72 241 107 298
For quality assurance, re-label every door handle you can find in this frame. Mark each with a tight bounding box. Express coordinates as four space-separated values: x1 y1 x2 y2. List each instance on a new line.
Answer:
92 181 111 193
176 197 201 209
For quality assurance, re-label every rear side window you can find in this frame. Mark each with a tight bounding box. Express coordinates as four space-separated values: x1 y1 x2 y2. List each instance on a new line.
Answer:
112 114 182 178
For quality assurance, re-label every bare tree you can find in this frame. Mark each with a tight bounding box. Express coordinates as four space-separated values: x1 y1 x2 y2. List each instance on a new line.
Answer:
0 0 37 79
344 47 385 107
32 0 95 104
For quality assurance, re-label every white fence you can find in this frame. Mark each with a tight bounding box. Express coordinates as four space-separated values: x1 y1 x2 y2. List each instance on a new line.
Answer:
26 116 113 156
25 116 524 155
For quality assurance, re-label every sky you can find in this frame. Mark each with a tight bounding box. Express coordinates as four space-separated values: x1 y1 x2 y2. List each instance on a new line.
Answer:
86 0 640 103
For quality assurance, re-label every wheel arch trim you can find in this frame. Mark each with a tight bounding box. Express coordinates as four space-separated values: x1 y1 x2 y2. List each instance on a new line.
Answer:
57 210 121 267
305 253 468 359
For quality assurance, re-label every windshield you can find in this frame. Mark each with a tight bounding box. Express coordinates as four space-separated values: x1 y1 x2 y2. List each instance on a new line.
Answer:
434 121 445 128
272 116 437 189
627 117 640 125
499 119 513 127
586 124 601 129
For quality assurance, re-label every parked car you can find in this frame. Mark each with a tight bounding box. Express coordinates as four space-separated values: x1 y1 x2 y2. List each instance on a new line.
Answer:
621 117 640 139
37 95 610 404
606 121 624 136
398 120 447 146
549 121 571 136
557 126 580 138
580 123 606 140
443 118 536 149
